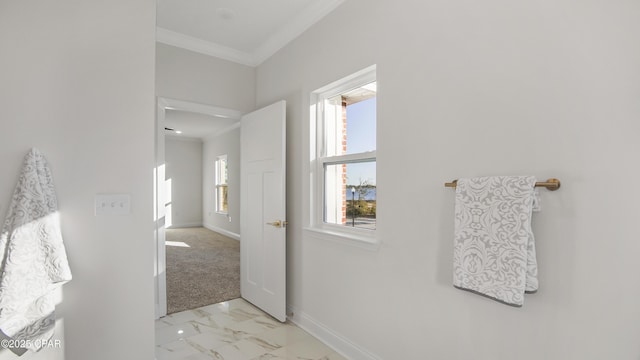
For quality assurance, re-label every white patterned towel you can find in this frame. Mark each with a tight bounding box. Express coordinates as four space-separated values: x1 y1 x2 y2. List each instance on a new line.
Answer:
453 176 539 306
0 148 72 352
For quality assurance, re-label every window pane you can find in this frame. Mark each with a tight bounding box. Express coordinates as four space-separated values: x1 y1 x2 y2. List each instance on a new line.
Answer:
345 96 376 154
216 156 228 185
220 158 228 184
324 161 376 230
324 82 376 157
216 185 228 213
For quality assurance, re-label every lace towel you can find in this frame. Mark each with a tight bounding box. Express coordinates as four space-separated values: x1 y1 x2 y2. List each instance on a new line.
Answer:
453 176 539 306
0 148 72 352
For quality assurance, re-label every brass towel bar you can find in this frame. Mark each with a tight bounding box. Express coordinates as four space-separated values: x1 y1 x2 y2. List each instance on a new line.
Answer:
444 178 561 191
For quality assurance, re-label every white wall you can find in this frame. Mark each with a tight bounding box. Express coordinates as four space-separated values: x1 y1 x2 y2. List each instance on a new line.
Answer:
165 137 203 228
257 1 640 359
0 1 155 359
203 128 241 238
156 43 255 113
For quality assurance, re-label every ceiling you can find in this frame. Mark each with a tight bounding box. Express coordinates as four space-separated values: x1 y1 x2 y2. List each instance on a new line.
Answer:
156 0 345 67
157 0 344 140
164 110 237 140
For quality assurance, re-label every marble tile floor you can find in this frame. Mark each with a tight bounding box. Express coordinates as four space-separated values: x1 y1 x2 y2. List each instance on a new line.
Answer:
156 298 347 360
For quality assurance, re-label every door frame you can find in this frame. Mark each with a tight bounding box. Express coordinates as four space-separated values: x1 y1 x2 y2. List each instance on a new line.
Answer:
154 97 243 319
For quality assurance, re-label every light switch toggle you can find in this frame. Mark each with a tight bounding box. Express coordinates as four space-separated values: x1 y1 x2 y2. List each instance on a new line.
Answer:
95 194 131 215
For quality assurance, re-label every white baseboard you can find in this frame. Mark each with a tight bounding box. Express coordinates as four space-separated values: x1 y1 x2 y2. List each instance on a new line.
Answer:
287 305 382 360
203 224 240 241
167 222 202 229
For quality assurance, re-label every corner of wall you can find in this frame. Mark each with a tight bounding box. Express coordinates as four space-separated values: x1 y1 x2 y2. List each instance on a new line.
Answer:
286 304 382 360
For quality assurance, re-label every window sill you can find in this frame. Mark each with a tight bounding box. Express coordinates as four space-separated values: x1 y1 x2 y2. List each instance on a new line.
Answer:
303 226 380 251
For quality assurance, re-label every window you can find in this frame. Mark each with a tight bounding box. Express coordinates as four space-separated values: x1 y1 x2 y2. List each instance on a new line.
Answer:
215 155 228 214
311 66 377 239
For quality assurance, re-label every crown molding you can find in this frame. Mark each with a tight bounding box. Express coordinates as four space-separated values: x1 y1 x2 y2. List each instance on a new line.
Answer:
253 0 345 65
156 27 258 67
156 0 345 67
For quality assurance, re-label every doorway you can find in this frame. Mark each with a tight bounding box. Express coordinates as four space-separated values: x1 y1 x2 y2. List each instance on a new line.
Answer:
155 98 288 322
155 97 243 318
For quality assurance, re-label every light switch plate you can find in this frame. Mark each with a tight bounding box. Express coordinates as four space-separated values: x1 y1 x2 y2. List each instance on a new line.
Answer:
95 194 131 215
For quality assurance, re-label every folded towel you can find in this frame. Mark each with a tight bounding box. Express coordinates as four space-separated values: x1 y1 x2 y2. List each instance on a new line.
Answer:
453 176 539 306
0 148 72 352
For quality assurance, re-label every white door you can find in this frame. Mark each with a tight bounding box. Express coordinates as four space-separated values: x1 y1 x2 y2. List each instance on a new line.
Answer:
240 100 287 322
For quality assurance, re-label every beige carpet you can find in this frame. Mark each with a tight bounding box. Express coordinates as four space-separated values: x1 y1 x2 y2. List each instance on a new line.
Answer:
165 227 240 314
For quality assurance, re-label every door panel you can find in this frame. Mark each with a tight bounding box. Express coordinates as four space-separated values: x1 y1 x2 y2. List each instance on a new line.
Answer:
240 100 286 322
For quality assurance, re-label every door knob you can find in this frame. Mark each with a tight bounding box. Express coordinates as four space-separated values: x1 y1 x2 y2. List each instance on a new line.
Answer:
266 220 288 228
266 220 282 228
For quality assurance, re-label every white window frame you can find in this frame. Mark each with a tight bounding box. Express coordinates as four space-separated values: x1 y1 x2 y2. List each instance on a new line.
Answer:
307 65 378 245
215 154 228 214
